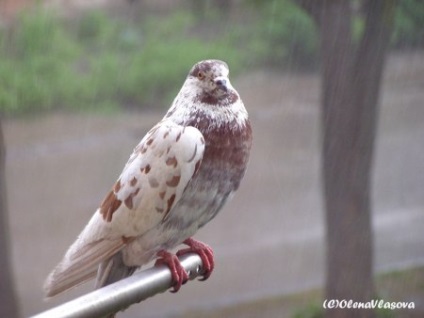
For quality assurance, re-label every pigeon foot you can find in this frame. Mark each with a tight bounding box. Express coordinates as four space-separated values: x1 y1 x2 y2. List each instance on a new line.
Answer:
177 238 215 281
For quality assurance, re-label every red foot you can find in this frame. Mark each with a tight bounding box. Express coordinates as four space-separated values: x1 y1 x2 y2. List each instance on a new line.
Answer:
155 250 188 292
176 238 215 281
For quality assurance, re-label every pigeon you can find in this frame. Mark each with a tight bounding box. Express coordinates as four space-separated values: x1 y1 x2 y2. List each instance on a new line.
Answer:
44 60 253 302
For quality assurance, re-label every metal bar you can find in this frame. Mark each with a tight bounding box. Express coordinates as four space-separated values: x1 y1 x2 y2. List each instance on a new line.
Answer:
31 253 204 318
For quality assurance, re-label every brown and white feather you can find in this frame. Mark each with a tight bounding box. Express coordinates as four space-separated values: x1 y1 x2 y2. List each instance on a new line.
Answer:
44 122 205 297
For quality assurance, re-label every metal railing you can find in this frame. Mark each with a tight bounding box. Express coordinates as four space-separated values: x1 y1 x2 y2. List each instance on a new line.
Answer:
31 253 204 318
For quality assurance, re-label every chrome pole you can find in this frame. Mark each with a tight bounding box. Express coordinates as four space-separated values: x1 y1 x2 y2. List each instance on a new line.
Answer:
31 253 204 318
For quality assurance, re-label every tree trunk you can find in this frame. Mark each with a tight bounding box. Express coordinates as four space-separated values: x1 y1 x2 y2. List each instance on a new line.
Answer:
296 1 396 317
320 3 375 317
0 119 20 318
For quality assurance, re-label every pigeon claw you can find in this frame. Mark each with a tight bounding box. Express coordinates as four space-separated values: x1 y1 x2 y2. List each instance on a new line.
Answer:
155 250 189 293
176 238 215 281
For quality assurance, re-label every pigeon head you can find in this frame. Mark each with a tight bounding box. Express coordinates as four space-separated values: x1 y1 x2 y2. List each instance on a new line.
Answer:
165 60 247 132
186 60 237 104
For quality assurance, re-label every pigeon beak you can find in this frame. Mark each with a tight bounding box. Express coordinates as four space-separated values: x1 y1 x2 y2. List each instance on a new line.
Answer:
214 77 228 92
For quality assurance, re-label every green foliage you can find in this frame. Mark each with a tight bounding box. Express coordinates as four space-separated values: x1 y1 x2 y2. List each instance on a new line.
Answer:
1 1 423 116
246 0 319 70
392 0 424 48
247 0 424 68
0 8 81 115
120 11 244 107
292 302 323 318
376 307 396 318
0 9 245 116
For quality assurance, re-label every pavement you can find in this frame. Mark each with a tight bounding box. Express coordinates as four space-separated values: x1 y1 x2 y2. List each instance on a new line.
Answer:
4 51 424 317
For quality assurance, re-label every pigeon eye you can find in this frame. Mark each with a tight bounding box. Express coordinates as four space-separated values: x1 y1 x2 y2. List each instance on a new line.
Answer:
197 71 205 80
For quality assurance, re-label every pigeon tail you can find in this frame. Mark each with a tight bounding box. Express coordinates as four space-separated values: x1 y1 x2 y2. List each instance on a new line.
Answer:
95 251 137 318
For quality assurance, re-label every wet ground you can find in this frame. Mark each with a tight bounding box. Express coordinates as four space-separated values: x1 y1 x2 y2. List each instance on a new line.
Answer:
4 51 424 317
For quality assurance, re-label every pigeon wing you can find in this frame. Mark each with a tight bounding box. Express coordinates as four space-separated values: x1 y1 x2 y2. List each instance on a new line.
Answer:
44 121 205 297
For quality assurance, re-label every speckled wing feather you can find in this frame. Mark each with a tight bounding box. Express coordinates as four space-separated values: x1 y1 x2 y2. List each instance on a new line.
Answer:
44 120 205 297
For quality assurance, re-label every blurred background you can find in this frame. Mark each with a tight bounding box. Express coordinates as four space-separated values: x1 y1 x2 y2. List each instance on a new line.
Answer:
0 0 423 317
